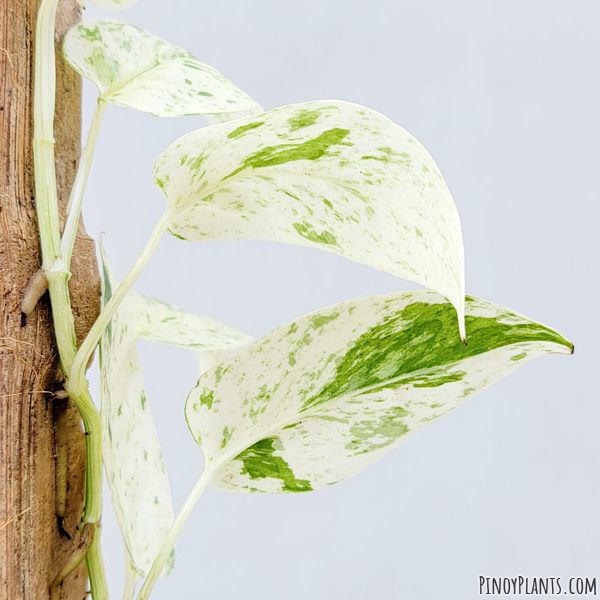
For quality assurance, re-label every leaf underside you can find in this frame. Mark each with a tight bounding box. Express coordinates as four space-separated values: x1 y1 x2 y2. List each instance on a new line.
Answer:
185 291 572 494
154 100 467 337
99 245 252 576
63 19 262 119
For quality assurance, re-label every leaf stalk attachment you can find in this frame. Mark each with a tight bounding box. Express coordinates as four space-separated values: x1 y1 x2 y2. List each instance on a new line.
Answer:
122 557 141 600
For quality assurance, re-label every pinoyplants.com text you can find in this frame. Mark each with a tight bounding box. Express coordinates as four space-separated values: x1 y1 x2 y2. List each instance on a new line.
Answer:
479 576 597 595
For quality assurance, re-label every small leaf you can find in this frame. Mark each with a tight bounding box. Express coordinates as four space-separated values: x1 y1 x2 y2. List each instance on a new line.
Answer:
99 245 251 576
154 100 467 338
63 19 261 118
185 291 572 494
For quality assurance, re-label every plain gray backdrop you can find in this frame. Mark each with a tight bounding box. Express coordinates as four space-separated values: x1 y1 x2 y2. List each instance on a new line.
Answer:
80 1 599 598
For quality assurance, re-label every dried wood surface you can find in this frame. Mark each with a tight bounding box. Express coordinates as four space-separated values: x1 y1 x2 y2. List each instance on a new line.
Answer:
0 0 101 597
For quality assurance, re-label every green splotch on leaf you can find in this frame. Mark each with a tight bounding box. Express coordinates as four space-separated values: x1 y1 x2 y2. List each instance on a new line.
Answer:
228 121 264 139
168 230 187 241
236 437 312 492
288 108 323 131
345 406 410 454
305 299 572 409
370 370 467 393
221 426 233 449
213 365 225 385
310 312 340 329
88 50 119 93
199 390 215 410
293 222 338 246
361 155 390 163
412 370 466 388
360 147 401 164
225 128 350 179
80 25 103 43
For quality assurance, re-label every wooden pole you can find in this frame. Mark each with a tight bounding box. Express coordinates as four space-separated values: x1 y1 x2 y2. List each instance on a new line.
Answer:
0 0 101 598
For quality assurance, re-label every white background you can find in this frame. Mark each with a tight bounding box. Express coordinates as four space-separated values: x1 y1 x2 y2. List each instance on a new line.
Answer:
81 1 599 598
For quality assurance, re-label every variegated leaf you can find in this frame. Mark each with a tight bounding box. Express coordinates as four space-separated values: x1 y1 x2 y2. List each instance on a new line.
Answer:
185 291 572 494
63 19 261 118
154 100 467 338
99 246 251 576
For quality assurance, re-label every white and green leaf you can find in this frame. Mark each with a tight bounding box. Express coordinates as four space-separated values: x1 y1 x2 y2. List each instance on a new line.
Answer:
63 19 261 118
185 291 572 494
99 246 252 577
154 100 467 338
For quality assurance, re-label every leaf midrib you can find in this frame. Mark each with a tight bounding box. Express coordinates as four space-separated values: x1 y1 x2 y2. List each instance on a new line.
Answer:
101 55 207 102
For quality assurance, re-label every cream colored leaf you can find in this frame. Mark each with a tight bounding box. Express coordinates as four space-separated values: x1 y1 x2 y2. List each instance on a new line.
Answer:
185 291 572 494
155 101 467 338
99 245 251 576
63 19 261 119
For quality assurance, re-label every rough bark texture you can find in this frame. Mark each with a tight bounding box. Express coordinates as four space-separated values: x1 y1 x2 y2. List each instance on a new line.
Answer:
0 1 101 598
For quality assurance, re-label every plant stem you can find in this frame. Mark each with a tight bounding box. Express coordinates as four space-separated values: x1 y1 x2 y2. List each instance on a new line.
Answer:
68 210 175 393
33 0 108 596
136 465 217 600
87 524 109 600
34 0 78 374
61 99 108 268
50 523 95 600
69 386 103 523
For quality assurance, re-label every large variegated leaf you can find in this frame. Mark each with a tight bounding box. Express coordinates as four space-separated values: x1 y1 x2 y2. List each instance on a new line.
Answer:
185 291 572 493
154 100 467 338
63 19 261 118
99 246 251 576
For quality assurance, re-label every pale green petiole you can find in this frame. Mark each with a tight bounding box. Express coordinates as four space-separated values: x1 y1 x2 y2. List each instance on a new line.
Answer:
136 434 278 599
135 465 218 600
68 209 175 394
61 99 108 269
87 525 109 600
123 556 141 600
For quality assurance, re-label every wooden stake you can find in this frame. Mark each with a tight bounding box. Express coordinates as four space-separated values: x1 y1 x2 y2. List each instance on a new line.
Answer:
0 1 101 598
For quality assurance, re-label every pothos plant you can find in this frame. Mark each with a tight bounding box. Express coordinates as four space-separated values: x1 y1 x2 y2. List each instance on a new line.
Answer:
30 0 573 598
